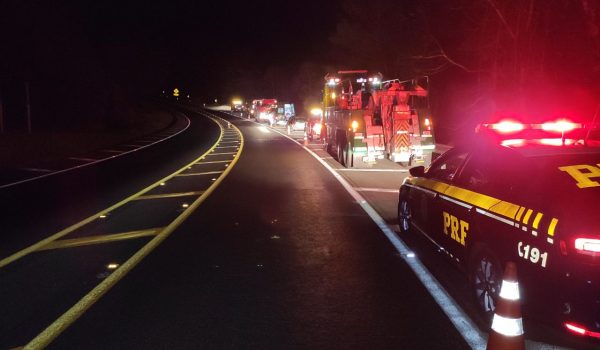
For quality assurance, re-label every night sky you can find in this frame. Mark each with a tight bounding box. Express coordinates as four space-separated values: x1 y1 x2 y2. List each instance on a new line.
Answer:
1 0 599 140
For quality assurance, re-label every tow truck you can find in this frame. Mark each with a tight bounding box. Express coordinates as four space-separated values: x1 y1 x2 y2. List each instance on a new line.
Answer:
321 70 434 167
398 117 600 344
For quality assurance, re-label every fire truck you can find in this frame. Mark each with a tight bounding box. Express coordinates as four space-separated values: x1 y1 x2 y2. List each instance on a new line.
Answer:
321 70 434 167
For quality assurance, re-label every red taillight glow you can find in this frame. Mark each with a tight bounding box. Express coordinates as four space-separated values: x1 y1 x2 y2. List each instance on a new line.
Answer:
313 123 322 134
541 120 580 133
488 120 525 133
564 322 600 339
500 139 526 147
574 238 600 254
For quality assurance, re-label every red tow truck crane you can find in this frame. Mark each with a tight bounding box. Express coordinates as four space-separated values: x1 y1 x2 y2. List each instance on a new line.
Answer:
321 70 434 167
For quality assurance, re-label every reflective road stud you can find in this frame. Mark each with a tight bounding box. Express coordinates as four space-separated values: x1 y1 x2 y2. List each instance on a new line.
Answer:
487 262 525 350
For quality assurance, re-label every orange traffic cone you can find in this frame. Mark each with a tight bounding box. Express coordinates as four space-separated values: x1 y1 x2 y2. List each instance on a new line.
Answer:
486 262 525 350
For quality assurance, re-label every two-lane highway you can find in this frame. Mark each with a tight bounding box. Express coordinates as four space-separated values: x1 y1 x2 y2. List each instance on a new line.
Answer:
34 109 472 349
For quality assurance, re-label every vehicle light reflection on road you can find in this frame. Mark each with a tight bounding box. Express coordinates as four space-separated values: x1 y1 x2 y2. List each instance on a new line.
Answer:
257 126 271 133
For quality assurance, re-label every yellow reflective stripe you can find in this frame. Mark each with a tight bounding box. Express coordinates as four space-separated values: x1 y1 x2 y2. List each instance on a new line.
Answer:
413 178 450 193
444 186 499 209
488 201 521 219
532 212 543 229
515 207 525 221
548 218 559 236
413 178 521 220
522 209 533 224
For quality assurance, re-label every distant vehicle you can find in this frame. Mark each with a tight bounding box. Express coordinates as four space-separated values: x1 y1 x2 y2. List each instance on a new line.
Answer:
286 115 307 134
305 115 322 141
398 119 600 343
251 98 278 125
231 99 244 112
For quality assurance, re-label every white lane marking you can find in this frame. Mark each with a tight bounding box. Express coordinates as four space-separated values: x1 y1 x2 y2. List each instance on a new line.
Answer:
0 114 191 190
354 187 399 194
266 125 487 350
320 156 335 160
337 168 408 172
68 157 98 162
21 167 53 173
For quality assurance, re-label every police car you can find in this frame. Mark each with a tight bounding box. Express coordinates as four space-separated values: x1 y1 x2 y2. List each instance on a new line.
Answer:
397 119 600 341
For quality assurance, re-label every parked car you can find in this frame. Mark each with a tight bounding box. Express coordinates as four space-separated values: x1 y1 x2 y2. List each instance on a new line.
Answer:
286 116 307 134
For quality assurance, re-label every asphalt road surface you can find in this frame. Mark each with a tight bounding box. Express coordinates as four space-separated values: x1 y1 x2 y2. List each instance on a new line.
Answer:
0 107 474 349
4 107 591 349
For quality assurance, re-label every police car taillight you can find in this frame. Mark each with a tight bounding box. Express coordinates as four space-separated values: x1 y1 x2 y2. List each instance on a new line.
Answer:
574 238 600 256
565 322 600 339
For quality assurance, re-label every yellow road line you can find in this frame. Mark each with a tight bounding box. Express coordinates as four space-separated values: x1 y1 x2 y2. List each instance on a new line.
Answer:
133 191 204 200
37 228 163 251
175 171 223 177
207 152 236 155
194 160 230 164
25 114 244 349
0 119 225 269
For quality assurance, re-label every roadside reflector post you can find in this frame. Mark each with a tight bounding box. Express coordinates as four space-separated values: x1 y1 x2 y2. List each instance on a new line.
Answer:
487 261 525 350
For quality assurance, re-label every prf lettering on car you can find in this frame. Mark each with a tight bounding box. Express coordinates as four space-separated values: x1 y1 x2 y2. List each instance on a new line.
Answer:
443 211 468 246
558 164 600 188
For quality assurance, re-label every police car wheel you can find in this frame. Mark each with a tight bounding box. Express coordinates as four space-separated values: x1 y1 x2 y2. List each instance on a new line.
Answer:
398 199 411 233
470 248 501 318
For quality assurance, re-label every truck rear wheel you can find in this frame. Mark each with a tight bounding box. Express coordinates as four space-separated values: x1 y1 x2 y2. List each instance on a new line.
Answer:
343 142 352 168
338 142 346 166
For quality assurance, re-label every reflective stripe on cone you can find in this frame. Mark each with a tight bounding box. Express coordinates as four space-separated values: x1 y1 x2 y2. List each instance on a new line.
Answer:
487 262 525 350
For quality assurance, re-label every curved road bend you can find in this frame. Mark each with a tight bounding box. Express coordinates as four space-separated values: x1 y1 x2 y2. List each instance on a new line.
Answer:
50 109 470 349
0 109 222 348
0 110 218 260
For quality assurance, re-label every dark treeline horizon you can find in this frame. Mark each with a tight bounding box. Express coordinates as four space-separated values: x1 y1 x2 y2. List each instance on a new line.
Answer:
1 0 598 143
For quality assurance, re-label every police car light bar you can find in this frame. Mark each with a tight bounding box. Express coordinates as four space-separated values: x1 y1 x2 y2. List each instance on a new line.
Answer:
540 120 581 133
482 120 525 134
480 119 586 135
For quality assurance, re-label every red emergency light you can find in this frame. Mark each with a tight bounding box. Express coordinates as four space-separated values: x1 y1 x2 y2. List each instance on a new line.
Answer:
477 118 595 146
541 120 581 133
480 118 584 134
482 120 525 134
